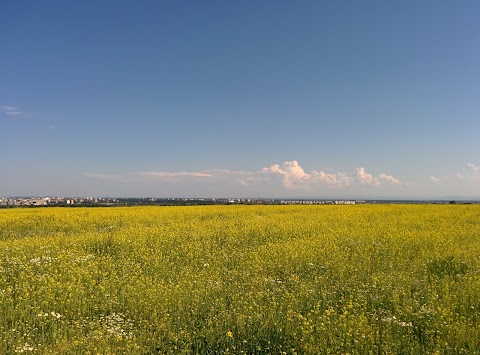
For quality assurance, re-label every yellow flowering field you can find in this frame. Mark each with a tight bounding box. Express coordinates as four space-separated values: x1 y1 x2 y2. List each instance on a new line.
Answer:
1 205 480 354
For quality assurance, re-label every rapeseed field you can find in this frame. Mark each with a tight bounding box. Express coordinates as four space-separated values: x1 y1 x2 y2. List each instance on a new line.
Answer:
1 205 479 354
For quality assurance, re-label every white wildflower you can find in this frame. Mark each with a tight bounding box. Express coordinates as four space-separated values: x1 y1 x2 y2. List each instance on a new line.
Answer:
14 343 35 353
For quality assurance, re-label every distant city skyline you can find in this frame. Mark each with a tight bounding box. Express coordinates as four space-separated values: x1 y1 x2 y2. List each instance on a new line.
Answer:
1 1 479 198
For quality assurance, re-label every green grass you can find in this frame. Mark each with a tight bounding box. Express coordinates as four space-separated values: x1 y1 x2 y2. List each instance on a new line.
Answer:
1 205 480 353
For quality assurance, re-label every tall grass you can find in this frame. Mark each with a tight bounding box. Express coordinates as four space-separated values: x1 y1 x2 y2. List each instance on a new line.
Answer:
1 205 479 353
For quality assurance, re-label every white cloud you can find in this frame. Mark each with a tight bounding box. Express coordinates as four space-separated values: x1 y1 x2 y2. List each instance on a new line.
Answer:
311 170 352 186
261 161 399 189
84 160 401 192
84 170 213 182
262 161 313 189
467 163 480 176
0 105 24 117
0 105 17 111
428 176 441 184
355 167 377 186
378 173 401 185
136 171 212 178
354 167 400 186
455 163 480 181
5 111 24 116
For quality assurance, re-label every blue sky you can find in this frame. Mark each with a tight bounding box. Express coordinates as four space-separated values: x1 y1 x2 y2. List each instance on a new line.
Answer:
1 1 479 198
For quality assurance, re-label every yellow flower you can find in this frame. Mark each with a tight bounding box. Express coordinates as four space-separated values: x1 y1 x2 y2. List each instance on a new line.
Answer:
226 331 233 338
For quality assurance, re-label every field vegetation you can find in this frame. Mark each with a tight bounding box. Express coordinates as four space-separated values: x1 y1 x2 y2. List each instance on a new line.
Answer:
1 205 480 354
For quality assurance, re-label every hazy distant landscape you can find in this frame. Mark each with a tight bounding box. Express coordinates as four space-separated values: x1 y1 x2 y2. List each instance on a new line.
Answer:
2 196 480 208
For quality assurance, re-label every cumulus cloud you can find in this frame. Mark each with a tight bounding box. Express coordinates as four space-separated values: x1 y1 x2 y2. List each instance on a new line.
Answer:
311 170 352 186
261 161 399 189
262 161 312 188
0 105 24 117
355 167 377 186
261 161 353 189
85 161 401 191
377 173 401 185
355 167 400 186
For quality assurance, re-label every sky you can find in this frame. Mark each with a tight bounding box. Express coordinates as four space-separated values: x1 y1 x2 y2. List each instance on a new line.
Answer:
1 1 479 199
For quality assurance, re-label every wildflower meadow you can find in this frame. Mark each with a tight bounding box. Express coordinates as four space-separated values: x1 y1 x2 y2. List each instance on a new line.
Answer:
1 205 479 354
